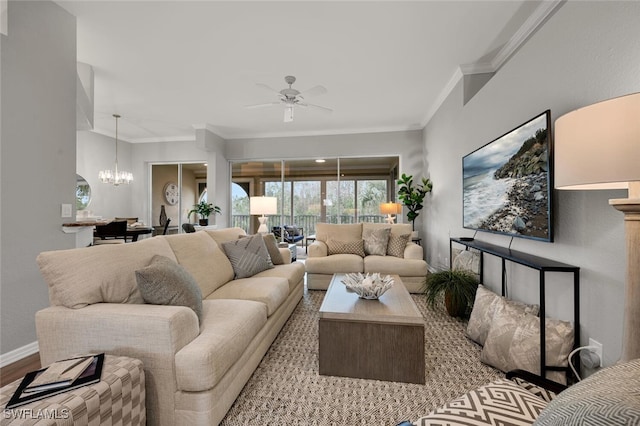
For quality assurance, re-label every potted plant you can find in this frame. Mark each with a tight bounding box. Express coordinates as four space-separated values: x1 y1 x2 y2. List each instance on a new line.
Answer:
188 201 221 226
397 173 433 235
423 269 479 318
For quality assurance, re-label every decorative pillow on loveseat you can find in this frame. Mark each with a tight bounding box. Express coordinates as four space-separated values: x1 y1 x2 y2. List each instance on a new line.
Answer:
326 239 366 257
480 300 574 383
466 285 540 346
222 234 275 278
135 254 203 323
362 227 391 256
386 233 410 258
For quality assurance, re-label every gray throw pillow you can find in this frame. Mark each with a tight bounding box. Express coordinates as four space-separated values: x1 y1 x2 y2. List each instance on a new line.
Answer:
480 300 574 384
386 233 410 258
466 285 540 346
363 227 391 256
534 358 640 425
222 234 275 278
135 255 203 323
262 233 284 265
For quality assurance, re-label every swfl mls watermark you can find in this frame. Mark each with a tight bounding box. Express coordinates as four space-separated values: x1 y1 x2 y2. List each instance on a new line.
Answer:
3 408 70 420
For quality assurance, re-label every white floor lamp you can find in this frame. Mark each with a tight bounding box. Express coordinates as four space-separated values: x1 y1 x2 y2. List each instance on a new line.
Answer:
555 92 640 362
250 196 278 234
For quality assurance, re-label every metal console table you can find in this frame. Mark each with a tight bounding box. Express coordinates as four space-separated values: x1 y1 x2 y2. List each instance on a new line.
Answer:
450 237 580 378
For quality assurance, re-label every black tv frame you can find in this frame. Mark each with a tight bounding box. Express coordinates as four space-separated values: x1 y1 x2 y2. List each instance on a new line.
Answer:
462 110 553 242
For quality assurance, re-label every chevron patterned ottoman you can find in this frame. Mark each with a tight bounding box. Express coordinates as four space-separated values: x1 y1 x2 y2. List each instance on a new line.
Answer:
1 355 145 426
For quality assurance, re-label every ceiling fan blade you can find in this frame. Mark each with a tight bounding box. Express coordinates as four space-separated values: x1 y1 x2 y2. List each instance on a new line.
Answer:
245 101 282 109
255 83 281 94
298 85 327 98
297 102 333 113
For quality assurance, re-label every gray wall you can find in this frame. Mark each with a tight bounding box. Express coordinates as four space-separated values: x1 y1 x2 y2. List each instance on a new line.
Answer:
422 1 640 366
1 1 76 355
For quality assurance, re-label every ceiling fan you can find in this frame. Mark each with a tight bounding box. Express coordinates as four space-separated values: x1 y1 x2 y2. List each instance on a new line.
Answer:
245 75 332 123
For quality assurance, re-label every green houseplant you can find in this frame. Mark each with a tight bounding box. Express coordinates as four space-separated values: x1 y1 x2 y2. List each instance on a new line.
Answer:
188 201 221 226
397 173 433 232
423 269 479 318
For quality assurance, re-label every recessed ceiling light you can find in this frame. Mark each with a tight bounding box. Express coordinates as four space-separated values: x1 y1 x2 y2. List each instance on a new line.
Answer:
315 159 326 163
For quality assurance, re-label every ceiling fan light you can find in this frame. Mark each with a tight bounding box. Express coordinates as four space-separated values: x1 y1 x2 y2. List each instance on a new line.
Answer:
284 106 294 123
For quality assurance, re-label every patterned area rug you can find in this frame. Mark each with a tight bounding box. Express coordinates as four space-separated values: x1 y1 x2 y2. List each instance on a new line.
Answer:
220 288 503 425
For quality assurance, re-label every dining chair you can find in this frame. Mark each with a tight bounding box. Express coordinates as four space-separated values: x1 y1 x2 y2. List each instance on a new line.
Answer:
93 220 127 245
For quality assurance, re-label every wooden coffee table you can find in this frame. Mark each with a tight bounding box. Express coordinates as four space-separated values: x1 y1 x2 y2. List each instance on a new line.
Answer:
318 274 425 384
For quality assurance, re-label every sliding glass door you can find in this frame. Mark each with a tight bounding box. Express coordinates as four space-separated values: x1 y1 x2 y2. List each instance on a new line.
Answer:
230 156 399 236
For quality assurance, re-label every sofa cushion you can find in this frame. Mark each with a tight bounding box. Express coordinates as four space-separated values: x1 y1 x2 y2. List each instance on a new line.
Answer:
262 233 284 265
415 378 547 425
37 236 176 308
253 262 306 292
467 285 539 346
363 227 391 256
534 358 640 425
363 256 427 276
363 222 412 237
206 276 289 316
222 234 274 278
305 254 364 274
386 233 410 257
326 239 365 257
135 255 203 323
205 227 247 245
481 300 574 383
315 223 362 243
164 232 235 297
175 299 267 392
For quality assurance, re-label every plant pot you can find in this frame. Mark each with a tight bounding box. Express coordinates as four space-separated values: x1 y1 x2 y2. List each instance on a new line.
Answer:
444 290 467 318
199 218 208 226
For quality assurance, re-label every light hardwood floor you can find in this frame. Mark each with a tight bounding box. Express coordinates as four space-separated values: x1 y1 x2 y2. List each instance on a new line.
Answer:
0 353 41 387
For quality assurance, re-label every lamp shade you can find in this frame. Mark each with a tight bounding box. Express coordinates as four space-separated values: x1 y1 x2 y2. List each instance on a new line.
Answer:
250 196 277 215
555 92 640 191
380 202 402 215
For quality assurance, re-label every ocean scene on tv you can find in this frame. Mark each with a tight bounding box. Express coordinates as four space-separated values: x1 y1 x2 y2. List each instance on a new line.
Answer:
463 113 550 240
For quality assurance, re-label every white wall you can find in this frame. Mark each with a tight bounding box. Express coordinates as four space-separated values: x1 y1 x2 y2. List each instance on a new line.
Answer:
423 1 640 366
1 1 76 356
77 130 133 219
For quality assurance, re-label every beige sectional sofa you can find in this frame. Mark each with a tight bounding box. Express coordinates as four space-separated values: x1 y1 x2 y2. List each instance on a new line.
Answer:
305 223 428 292
35 227 305 426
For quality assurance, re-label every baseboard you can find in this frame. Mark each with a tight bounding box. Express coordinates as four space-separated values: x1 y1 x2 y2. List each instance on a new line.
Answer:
0 341 39 368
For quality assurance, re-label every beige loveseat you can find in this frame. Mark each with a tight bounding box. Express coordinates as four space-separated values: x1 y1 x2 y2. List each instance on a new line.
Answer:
305 223 428 292
35 227 305 426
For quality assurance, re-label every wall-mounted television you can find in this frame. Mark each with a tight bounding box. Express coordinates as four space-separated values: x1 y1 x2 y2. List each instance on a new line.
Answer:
463 110 553 242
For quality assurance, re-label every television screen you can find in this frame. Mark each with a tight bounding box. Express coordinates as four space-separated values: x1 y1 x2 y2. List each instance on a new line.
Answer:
463 110 552 242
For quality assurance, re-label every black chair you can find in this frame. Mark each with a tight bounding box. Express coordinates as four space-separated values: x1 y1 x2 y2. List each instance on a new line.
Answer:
162 218 172 235
272 225 304 244
182 223 196 233
93 220 128 244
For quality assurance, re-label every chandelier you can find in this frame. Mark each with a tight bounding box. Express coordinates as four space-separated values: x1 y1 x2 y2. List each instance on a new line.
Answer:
99 114 133 185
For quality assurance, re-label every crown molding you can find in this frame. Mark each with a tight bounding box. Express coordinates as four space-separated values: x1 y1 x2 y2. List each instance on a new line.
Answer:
225 123 424 141
421 0 565 128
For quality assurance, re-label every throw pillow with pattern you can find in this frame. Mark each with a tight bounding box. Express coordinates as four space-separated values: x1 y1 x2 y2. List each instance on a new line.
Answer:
222 234 275 278
363 227 391 256
386 233 410 258
135 255 203 323
326 239 366 257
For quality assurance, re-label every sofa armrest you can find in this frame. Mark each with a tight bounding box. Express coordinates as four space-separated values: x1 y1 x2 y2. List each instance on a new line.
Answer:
308 241 328 257
404 242 423 260
36 303 200 367
278 247 292 264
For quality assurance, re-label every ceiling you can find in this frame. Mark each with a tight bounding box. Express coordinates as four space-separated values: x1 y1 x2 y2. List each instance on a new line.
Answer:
58 1 558 143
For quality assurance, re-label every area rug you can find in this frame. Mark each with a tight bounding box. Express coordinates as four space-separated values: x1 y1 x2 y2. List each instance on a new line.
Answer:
220 288 503 425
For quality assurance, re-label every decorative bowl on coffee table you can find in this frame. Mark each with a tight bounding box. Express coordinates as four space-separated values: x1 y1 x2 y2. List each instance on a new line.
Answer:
341 272 394 299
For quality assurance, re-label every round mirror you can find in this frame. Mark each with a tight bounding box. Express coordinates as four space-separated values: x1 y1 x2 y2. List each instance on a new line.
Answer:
76 174 92 210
